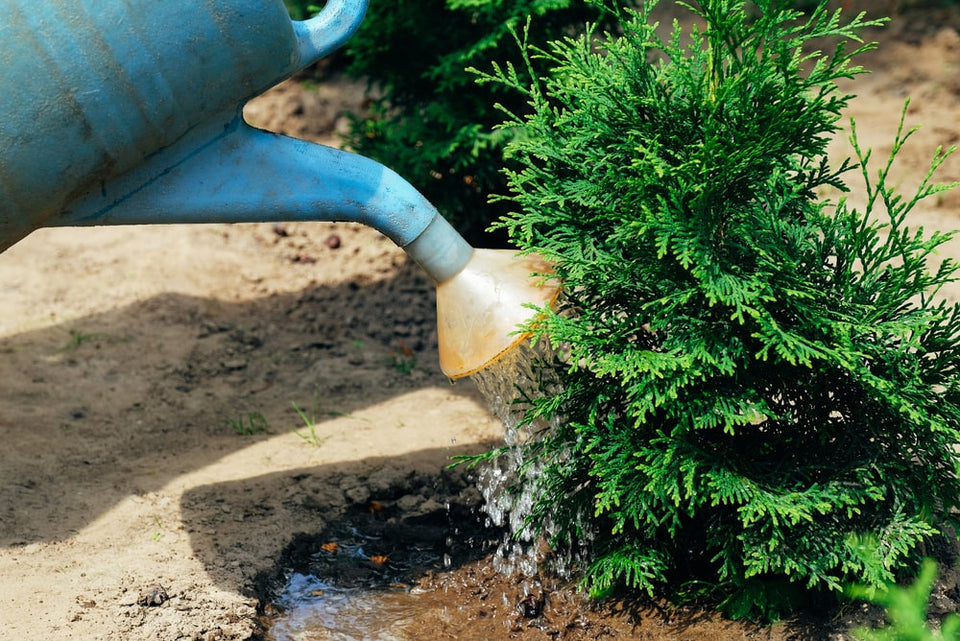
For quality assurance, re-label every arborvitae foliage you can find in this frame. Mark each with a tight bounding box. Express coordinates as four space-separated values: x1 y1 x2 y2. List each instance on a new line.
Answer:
480 0 960 620
340 0 617 245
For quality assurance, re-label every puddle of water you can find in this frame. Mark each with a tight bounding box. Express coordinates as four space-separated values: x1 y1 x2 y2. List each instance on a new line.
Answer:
267 567 548 641
261 496 503 640
268 573 418 640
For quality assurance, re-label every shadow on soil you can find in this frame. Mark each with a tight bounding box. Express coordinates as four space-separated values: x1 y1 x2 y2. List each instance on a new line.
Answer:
0 261 488 546
179 445 501 608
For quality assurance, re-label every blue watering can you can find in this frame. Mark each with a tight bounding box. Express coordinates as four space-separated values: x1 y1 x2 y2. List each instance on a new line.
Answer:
0 0 558 378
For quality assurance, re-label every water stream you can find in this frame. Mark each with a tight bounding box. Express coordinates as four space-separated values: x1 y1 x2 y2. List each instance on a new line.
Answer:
468 339 571 578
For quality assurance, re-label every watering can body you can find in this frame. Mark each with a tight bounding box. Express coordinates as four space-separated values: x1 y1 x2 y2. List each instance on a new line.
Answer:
0 0 466 266
2 0 296 248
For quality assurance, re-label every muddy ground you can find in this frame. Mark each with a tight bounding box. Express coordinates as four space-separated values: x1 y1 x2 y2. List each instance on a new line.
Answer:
3 4 960 640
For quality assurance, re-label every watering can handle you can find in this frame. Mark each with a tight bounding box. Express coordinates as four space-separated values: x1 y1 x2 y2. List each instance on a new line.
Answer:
294 0 370 65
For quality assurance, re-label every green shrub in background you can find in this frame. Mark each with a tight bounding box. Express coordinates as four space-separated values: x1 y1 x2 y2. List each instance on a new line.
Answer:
339 0 617 245
283 0 319 21
479 0 960 621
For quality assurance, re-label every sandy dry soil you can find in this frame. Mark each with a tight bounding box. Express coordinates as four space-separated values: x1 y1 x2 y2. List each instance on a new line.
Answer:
3 4 960 640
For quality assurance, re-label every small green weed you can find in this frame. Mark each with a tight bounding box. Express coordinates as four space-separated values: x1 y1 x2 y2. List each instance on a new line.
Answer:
59 328 109 351
850 559 960 640
226 411 269 436
150 516 164 542
288 393 368 446
389 339 417 374
289 400 330 447
392 355 417 373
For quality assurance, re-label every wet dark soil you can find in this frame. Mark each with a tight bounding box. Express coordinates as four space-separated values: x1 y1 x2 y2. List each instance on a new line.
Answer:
251 467 499 601
251 468 841 641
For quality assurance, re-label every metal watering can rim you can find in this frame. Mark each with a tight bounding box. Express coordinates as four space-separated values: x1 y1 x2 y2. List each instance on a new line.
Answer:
0 0 559 379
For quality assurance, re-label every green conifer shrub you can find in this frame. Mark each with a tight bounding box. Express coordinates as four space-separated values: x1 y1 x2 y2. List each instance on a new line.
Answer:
478 0 960 620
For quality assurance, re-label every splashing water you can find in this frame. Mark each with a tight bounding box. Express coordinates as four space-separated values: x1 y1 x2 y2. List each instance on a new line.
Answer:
469 338 587 580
